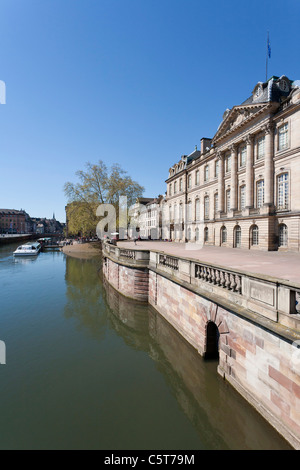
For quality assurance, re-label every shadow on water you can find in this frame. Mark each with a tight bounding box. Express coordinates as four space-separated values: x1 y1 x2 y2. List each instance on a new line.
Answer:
64 254 292 450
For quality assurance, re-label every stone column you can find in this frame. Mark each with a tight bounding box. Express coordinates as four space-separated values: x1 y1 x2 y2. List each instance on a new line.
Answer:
245 134 254 208
217 151 224 214
264 122 274 209
230 144 238 211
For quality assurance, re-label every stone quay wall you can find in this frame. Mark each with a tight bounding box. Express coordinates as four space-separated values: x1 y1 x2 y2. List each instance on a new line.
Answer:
102 242 300 449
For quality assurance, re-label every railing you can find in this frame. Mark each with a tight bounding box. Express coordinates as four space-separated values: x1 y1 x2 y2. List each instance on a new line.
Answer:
108 245 117 255
103 242 300 328
195 263 242 294
158 254 179 270
120 249 135 260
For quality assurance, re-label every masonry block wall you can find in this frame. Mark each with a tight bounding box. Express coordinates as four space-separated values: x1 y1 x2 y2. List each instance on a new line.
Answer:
103 256 300 448
103 257 149 302
148 270 300 449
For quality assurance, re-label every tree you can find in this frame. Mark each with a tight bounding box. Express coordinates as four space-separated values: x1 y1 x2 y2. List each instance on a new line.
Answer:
64 160 144 236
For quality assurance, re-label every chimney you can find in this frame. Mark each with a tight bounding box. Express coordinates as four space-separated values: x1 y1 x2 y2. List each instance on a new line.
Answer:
201 137 212 154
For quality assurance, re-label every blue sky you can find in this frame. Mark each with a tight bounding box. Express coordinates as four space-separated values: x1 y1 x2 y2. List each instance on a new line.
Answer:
0 0 299 222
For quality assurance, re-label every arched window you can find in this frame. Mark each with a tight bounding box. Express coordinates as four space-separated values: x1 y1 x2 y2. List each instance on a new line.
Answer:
195 198 200 221
195 227 200 241
214 192 218 216
279 224 288 247
187 200 192 221
221 226 227 244
174 203 178 222
234 225 241 248
251 225 259 246
204 227 209 243
179 203 183 222
204 196 209 219
187 227 192 241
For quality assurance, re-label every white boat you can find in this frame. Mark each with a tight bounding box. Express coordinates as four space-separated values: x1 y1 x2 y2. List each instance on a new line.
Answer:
13 241 41 256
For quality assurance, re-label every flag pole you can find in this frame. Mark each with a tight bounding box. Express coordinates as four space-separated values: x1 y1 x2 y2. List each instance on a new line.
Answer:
266 32 269 82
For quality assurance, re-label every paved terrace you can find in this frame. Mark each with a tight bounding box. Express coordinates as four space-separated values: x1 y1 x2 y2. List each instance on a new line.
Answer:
117 241 300 284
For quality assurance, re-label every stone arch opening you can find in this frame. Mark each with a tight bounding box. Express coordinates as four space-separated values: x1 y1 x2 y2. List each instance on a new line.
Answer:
205 321 220 360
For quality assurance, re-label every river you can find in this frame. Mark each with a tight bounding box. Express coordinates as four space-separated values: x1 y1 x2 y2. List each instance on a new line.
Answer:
0 243 292 450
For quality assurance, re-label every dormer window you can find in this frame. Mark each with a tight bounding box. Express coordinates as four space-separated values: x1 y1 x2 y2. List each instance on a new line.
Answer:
278 79 289 92
253 83 263 99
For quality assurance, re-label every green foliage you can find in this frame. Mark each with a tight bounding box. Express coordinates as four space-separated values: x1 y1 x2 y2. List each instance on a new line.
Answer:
64 160 144 236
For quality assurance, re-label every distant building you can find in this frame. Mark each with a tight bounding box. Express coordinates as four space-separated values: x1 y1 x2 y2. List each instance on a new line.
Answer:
128 197 164 239
36 223 45 234
164 75 300 251
0 209 32 234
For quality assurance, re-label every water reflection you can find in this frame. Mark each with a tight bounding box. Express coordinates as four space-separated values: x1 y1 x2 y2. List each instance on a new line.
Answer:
13 256 38 265
64 254 292 450
64 254 107 341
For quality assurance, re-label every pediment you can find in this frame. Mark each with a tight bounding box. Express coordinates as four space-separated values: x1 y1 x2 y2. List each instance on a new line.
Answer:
212 103 270 144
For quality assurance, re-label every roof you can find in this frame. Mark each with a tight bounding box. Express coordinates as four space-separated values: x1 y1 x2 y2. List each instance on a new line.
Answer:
186 148 201 165
0 209 26 215
136 197 155 205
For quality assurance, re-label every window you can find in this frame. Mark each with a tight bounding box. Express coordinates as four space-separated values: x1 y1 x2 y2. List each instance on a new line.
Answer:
179 203 183 221
195 227 200 241
256 180 264 208
204 227 209 242
279 224 288 247
174 204 178 222
187 201 192 221
195 199 200 221
240 145 246 167
204 196 209 219
188 174 192 188
215 160 219 178
204 165 209 182
278 123 288 151
195 170 200 185
226 189 231 212
214 193 218 215
240 185 246 210
251 225 259 246
169 184 172 196
221 226 227 244
234 226 241 248
226 154 231 172
187 227 192 241
169 205 172 221
257 136 265 160
277 173 289 209
179 178 183 192
174 181 177 194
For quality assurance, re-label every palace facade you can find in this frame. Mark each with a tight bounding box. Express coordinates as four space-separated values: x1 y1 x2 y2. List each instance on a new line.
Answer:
164 75 300 251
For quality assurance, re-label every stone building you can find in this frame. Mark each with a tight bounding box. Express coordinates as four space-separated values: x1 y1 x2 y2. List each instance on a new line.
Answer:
165 75 300 251
128 196 163 239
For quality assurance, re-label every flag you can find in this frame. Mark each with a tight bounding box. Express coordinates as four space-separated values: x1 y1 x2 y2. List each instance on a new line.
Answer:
267 35 271 58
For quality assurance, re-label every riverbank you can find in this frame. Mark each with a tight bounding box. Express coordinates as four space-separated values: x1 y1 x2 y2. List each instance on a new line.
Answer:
61 241 102 256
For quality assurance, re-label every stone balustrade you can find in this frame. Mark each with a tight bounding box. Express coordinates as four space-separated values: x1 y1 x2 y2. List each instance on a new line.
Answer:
102 241 300 447
103 241 300 333
103 242 149 267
